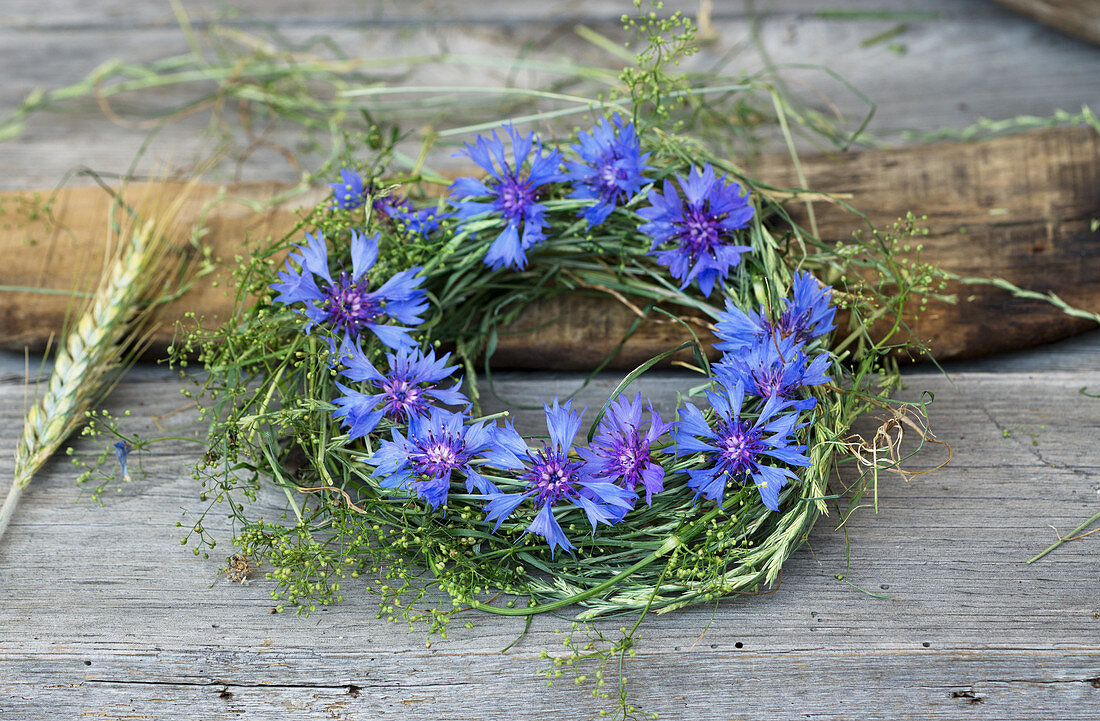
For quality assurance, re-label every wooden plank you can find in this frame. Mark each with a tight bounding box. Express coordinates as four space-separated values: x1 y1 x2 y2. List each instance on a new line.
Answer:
0 342 1098 718
2 2 1099 719
993 0 1100 47
759 125 1100 362
3 126 1098 365
4 0 1100 190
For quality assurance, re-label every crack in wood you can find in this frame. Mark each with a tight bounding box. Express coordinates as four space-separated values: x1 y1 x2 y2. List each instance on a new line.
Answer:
84 679 365 693
82 678 473 691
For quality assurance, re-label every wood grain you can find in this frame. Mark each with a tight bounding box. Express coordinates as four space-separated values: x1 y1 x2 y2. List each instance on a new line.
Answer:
1 345 1098 719
2 127 1098 365
5 0 1100 191
2 2 1100 719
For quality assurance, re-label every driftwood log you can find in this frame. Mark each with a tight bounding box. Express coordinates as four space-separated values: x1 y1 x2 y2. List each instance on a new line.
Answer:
1 126 1098 368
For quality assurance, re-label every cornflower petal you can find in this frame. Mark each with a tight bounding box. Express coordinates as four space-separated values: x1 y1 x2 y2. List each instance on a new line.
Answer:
483 420 529 470
350 230 379 281
330 168 367 210
331 381 386 440
544 397 584 450
484 491 533 531
526 503 575 557
113 441 132 482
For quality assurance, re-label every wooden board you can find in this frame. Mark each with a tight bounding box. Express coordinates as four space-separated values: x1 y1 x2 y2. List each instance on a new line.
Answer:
1 338 1098 719
3 2 1100 718
993 0 1100 47
2 127 1098 366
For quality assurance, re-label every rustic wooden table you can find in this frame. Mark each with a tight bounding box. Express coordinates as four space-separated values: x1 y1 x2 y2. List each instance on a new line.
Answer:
2 2 1099 719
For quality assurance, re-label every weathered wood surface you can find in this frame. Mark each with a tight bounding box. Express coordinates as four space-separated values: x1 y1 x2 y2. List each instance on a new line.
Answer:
2 1 1100 719
1 331 1099 719
3 126 1098 365
993 0 1100 47
5 0 1100 189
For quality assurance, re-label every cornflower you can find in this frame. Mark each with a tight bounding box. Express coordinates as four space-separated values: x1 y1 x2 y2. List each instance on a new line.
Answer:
270 230 426 350
714 333 831 410
715 270 835 353
330 168 367 210
368 407 502 509
638 163 754 296
481 399 634 556
578 393 671 506
370 187 450 236
674 381 810 512
564 114 651 227
449 124 565 271
331 338 467 440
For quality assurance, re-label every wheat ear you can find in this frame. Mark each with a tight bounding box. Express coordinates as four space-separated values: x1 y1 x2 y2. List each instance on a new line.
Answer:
0 189 194 546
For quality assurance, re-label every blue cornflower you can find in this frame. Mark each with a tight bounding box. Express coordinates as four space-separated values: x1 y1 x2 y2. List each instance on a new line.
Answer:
394 205 450 237
330 168 367 210
367 407 502 509
565 114 652 227
777 270 836 344
270 230 427 350
578 393 672 506
449 124 566 271
113 440 132 482
714 334 830 411
331 338 468 440
716 271 836 353
673 381 810 512
638 164 754 296
481 399 634 557
371 189 451 237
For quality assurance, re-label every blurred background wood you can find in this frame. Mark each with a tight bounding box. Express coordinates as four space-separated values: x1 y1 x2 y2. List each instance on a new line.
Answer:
993 0 1100 46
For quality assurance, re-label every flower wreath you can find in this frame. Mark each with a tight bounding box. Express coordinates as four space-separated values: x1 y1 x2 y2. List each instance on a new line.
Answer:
194 111 916 620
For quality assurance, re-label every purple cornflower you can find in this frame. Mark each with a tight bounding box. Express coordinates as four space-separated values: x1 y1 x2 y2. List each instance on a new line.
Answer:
481 399 634 557
673 381 810 512
565 114 651 227
715 271 835 353
449 124 566 271
270 230 427 350
330 168 367 210
578 393 671 506
367 407 502 509
714 333 831 411
331 338 468 440
638 164 754 296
